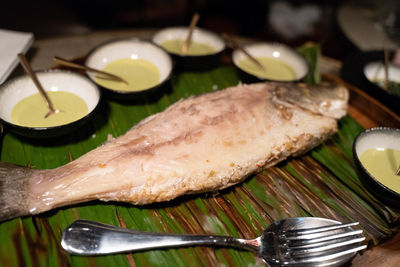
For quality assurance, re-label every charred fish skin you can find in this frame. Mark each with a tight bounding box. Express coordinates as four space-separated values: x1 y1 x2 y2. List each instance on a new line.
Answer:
0 162 32 221
0 82 349 222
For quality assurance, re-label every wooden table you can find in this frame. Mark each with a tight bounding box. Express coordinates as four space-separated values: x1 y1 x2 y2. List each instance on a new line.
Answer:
9 29 400 266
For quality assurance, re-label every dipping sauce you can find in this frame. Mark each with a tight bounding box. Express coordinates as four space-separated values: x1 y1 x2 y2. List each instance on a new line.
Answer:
237 57 296 81
94 58 160 92
161 39 215 55
360 148 400 193
11 91 88 127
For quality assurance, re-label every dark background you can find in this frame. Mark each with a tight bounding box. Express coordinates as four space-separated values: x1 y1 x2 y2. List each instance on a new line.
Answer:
1 0 356 60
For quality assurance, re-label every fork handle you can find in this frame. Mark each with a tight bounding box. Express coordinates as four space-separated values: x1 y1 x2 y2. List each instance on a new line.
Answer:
61 220 257 255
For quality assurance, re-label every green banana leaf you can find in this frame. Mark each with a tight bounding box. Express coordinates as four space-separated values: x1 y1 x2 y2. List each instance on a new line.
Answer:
1 48 399 267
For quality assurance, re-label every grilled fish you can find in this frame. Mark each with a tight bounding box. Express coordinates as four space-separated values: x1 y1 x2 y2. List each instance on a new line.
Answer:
0 82 348 221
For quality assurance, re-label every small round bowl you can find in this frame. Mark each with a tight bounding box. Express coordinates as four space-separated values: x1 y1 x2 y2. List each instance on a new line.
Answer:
363 61 400 97
0 70 101 138
341 51 400 114
152 26 226 70
232 42 309 83
85 38 173 100
353 127 400 206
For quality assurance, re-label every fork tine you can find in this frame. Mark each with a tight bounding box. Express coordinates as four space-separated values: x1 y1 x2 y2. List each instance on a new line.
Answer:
284 222 359 236
281 229 363 243
288 236 366 255
284 230 363 246
288 244 367 264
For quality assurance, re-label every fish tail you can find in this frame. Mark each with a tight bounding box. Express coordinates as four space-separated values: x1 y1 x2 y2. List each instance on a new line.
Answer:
0 162 33 222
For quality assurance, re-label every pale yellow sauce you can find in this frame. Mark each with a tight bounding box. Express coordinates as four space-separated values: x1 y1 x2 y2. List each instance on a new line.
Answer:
360 148 400 193
11 91 88 127
94 58 160 92
161 39 215 55
237 57 296 81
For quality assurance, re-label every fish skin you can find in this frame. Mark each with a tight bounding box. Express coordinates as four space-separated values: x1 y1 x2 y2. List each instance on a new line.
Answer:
0 82 348 221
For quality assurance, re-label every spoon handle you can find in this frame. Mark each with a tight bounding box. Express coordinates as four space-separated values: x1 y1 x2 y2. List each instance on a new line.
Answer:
53 56 128 84
17 53 56 113
61 219 258 255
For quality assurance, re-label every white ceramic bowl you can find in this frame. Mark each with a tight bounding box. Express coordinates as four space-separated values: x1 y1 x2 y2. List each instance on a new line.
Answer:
363 61 400 87
353 127 400 206
0 70 101 138
85 38 173 98
152 27 225 69
232 42 309 82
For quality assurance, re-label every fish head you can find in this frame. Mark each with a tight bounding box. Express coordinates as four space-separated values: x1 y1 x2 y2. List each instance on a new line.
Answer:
271 82 349 119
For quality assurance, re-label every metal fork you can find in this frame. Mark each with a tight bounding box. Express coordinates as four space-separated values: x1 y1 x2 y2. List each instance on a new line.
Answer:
265 220 367 265
61 217 367 266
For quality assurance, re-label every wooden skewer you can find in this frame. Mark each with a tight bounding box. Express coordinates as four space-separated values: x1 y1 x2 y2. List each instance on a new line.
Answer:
383 47 400 176
53 56 128 85
18 53 61 118
383 48 389 91
221 33 266 73
181 13 200 55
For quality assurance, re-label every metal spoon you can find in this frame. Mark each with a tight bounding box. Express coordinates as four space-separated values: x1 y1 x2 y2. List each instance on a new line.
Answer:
181 13 200 55
18 53 61 118
53 56 128 85
61 217 366 266
222 33 266 73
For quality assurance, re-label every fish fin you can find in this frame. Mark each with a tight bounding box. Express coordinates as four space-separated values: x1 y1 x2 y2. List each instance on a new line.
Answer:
0 162 33 222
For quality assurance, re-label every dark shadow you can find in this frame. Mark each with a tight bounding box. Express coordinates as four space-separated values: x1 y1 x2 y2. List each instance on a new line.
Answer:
103 80 173 105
